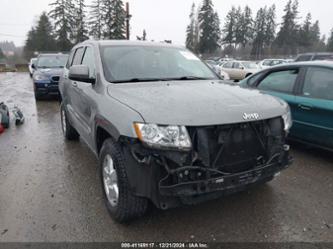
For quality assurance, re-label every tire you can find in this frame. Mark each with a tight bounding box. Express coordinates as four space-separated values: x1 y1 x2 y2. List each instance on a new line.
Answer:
34 88 42 101
60 104 80 141
100 138 148 223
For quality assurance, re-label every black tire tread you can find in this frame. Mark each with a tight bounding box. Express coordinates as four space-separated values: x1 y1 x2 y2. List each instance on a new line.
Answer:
61 104 80 141
100 139 148 223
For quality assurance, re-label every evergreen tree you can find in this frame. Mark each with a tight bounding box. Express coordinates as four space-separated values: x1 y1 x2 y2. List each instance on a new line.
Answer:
89 0 103 39
310 20 320 45
111 0 126 39
265 5 277 46
234 6 243 48
24 28 37 59
142 30 147 41
74 0 89 43
328 29 333 52
23 12 57 59
186 3 197 52
223 6 237 47
237 6 253 48
0 48 5 59
49 0 76 51
251 5 276 59
274 0 300 55
251 7 267 59
101 0 113 39
34 12 57 51
298 13 312 49
197 0 221 54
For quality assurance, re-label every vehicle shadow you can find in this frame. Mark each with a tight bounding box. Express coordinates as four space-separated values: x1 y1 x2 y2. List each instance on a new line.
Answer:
118 183 278 241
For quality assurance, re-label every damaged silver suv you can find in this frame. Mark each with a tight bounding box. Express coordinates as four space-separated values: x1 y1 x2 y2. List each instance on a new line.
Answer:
59 40 293 223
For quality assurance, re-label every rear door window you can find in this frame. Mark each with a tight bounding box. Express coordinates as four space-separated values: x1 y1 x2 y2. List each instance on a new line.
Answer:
302 67 333 101
257 69 299 94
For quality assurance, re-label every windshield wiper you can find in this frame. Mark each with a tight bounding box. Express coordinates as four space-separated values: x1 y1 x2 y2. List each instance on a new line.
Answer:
171 76 214 81
111 78 171 83
111 76 213 83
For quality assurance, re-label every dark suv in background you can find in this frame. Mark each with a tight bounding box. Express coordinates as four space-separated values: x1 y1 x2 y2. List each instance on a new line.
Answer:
32 53 69 100
295 52 333 62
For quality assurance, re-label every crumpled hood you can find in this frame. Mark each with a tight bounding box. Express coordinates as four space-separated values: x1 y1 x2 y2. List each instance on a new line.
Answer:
107 80 287 126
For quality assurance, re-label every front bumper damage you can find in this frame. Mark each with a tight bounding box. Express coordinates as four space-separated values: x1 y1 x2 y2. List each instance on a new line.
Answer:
120 117 293 209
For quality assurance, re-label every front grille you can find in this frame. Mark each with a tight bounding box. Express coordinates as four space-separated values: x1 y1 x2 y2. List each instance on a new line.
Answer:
51 76 60 83
186 117 285 174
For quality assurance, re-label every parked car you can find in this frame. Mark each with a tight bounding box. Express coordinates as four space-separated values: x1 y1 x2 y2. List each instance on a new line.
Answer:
240 61 333 150
28 58 37 77
32 53 69 100
205 60 230 80
59 40 292 222
259 59 287 69
219 61 260 81
294 52 333 62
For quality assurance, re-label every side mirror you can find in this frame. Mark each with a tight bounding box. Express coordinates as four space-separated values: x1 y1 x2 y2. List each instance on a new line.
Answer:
69 65 95 84
31 64 36 69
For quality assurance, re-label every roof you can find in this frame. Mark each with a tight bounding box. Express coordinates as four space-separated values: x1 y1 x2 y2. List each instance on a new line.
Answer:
38 53 69 57
79 39 184 49
258 61 333 73
297 52 333 56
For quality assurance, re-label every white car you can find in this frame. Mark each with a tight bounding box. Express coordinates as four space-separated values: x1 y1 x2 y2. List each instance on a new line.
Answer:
205 60 230 80
219 61 259 81
258 59 286 69
28 58 37 77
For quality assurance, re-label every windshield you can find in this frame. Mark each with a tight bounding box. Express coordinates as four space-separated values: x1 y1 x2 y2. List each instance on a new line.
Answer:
100 45 218 83
37 55 69 68
242 62 259 69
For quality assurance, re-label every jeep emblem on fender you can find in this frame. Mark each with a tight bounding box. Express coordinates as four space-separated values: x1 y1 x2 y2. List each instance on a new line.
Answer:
243 113 260 120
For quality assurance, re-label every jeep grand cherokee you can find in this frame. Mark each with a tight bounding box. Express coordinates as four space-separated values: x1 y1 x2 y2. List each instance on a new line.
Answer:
59 40 293 223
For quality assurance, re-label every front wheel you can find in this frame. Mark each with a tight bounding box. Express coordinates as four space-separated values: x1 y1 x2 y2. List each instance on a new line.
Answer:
60 104 80 141
100 139 148 223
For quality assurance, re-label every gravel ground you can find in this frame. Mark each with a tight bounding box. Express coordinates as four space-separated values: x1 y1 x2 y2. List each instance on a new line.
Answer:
0 73 332 242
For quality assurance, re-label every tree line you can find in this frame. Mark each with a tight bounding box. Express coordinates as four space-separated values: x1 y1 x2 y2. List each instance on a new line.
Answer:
186 0 333 59
24 0 127 59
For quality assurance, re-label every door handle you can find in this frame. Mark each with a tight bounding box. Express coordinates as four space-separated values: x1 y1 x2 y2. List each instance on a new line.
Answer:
298 104 312 111
72 82 78 87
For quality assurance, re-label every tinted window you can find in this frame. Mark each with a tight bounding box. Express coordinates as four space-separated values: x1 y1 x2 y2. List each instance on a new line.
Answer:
257 69 299 93
295 55 312 62
72 47 85 66
223 62 233 68
81 47 96 78
313 54 333 61
247 72 264 86
302 67 333 101
233 62 241 69
262 60 271 66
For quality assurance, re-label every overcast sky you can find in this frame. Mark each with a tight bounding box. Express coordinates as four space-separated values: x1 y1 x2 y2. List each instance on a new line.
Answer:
0 0 332 47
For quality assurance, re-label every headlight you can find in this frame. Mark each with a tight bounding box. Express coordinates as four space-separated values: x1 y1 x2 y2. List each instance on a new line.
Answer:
34 73 49 81
134 123 192 150
282 105 293 132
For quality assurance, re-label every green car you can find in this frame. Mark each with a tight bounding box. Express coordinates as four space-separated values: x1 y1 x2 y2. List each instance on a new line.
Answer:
240 61 333 150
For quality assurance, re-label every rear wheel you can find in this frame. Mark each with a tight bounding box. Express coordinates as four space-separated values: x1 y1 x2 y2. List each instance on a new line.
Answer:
60 104 79 140
100 138 148 223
